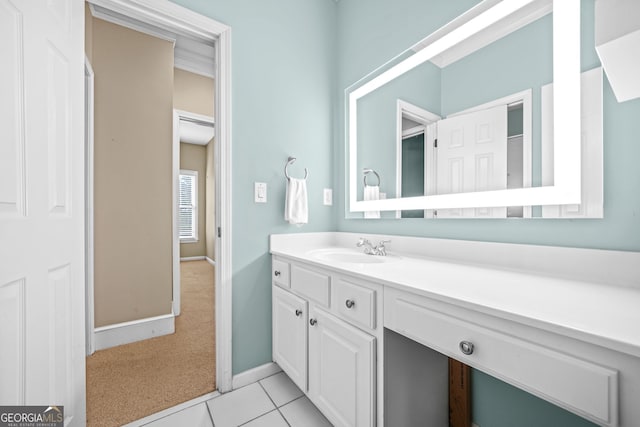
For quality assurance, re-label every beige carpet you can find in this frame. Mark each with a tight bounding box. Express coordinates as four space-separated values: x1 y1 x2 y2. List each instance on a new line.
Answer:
86 261 216 427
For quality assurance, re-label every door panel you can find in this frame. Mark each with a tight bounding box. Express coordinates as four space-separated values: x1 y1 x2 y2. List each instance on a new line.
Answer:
272 286 308 391
0 0 26 217
0 279 25 404
0 1 85 424
309 307 375 427
47 44 71 215
436 105 508 218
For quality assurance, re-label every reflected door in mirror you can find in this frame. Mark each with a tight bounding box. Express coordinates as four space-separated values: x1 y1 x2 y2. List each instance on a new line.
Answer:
436 105 508 218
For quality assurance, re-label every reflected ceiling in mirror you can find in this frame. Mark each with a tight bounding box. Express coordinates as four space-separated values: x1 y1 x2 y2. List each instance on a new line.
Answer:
346 0 582 215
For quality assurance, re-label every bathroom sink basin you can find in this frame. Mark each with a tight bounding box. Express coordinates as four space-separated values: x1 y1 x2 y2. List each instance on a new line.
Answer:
308 248 399 265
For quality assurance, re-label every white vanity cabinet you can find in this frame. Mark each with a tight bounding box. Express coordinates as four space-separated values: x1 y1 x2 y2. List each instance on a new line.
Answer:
272 286 308 391
270 233 640 427
308 306 376 427
272 257 379 427
384 287 620 427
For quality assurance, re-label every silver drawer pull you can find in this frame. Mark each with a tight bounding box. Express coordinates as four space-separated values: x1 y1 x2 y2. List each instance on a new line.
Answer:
345 299 355 309
459 341 474 355
295 309 302 317
274 270 281 277
309 318 317 326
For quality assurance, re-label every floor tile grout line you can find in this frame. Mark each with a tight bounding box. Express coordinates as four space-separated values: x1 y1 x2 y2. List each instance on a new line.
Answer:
205 401 216 427
150 375 309 427
261 369 284 381
257 380 279 410
282 395 332 426
259 372 305 409
139 399 214 426
275 406 292 427
257 380 292 427
278 395 309 427
281 394 306 408
237 408 282 426
208 382 275 427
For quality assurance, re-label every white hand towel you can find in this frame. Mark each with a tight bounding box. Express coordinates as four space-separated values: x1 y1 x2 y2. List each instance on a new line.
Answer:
285 178 308 225
364 185 380 219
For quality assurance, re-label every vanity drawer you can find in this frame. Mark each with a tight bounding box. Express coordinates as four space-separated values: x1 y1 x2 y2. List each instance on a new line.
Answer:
385 289 619 427
332 277 376 330
272 259 290 288
290 264 330 307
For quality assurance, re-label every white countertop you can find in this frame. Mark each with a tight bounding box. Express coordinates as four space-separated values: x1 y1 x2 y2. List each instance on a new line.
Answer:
270 232 640 358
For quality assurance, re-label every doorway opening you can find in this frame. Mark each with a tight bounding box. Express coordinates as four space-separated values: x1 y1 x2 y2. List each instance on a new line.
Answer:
173 109 216 316
395 99 441 219
84 0 232 424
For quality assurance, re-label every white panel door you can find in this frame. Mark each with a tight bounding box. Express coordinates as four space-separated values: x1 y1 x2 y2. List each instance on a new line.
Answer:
308 307 375 427
0 0 85 424
436 105 508 218
272 286 308 391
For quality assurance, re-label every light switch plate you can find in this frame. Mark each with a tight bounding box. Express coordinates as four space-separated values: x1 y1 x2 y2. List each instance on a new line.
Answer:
254 182 267 203
323 188 333 206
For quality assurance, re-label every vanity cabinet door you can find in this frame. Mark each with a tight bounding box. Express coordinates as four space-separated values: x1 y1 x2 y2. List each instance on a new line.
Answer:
308 307 376 427
273 286 308 391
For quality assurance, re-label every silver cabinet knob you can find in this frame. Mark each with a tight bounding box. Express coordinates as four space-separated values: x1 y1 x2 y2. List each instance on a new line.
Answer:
459 341 474 355
295 309 302 317
274 270 281 277
345 299 355 309
309 319 317 326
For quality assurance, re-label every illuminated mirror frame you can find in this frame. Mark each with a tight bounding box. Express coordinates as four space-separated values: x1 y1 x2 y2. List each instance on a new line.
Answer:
347 0 581 213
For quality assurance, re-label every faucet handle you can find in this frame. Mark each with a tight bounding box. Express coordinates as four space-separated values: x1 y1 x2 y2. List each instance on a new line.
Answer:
376 240 390 256
357 237 370 247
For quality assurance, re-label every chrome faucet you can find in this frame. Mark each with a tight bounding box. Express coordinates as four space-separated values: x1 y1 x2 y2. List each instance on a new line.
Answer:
356 238 374 254
357 238 390 256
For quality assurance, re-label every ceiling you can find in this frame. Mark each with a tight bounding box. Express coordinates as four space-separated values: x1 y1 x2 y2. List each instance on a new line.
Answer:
89 3 216 78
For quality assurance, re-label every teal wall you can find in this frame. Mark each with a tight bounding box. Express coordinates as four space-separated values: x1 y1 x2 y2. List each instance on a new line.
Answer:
401 134 425 219
337 0 640 253
472 370 597 427
357 60 440 205
336 0 639 426
168 0 337 374
164 0 640 425
508 107 524 137
354 12 556 208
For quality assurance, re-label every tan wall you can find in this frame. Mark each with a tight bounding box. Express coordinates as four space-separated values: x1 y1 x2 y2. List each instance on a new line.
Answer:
92 17 174 327
173 68 214 116
173 68 216 260
206 141 215 261
180 143 207 258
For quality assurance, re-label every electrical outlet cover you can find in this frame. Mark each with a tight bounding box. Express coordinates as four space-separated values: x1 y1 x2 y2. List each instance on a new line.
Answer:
323 188 333 206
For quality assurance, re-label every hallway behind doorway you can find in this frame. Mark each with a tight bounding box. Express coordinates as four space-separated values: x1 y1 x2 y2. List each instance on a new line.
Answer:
86 261 215 427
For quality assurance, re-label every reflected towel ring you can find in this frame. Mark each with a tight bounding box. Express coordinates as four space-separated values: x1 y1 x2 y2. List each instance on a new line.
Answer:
285 156 309 180
363 168 381 187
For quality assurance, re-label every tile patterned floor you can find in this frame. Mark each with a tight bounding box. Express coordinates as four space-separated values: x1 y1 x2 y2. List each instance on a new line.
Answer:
142 371 333 427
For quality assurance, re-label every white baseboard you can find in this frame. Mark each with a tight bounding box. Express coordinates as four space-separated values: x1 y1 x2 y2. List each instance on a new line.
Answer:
206 256 215 266
94 311 175 351
180 256 206 261
232 362 282 389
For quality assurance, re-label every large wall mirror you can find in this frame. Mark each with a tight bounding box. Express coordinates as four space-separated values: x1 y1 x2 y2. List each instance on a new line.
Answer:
346 0 594 218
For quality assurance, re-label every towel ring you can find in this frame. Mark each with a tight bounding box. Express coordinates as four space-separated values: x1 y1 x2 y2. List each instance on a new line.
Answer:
285 156 308 180
363 168 380 187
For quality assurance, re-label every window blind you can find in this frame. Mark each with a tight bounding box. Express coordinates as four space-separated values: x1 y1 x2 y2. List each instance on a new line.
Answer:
179 170 197 240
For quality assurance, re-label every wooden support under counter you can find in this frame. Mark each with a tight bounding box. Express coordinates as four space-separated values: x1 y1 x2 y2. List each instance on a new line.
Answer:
449 358 472 427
